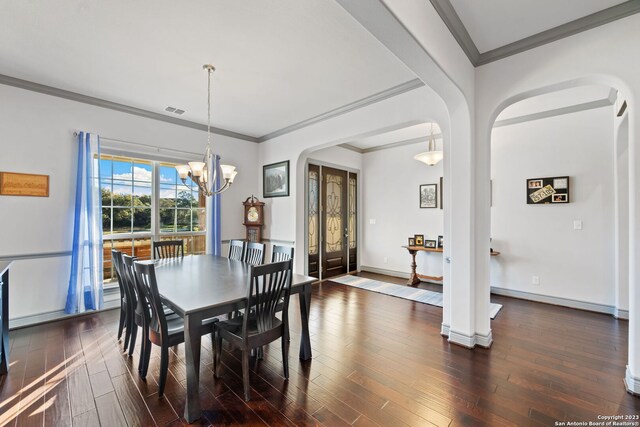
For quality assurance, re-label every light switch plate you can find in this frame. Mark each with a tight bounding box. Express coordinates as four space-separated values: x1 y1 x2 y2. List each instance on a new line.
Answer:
573 220 583 230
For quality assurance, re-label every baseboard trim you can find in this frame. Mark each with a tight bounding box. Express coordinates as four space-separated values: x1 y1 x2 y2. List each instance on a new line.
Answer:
615 308 630 320
448 330 475 348
625 366 640 396
490 286 626 318
360 265 410 279
441 323 450 337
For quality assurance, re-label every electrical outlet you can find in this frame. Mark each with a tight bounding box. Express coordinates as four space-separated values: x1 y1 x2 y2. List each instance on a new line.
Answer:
369 218 376 225
383 257 388 264
532 276 540 285
573 220 583 230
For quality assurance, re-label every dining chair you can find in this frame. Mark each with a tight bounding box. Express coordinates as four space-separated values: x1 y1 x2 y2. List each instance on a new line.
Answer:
133 261 218 397
228 239 245 261
153 240 184 259
271 245 294 263
214 259 293 401
111 250 132 351
243 242 265 266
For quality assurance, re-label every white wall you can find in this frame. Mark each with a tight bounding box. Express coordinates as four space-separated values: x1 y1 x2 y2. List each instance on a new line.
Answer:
490 107 615 306
361 142 444 277
0 84 259 322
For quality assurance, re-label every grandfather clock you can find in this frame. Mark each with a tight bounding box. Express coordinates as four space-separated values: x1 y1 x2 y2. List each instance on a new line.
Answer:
242 195 265 243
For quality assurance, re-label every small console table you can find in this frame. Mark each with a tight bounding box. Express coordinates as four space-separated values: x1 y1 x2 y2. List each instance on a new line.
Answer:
402 246 500 286
0 261 11 375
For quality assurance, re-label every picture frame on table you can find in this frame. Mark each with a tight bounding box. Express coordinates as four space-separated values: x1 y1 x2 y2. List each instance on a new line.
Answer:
424 240 437 249
414 234 424 246
263 160 290 198
437 235 443 248
408 237 416 246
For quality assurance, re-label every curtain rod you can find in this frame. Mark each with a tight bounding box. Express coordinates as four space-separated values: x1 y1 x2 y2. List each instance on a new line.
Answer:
72 132 201 157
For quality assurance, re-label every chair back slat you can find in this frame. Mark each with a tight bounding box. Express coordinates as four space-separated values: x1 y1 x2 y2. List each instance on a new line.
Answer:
228 239 245 261
111 250 126 299
244 260 292 334
122 254 145 322
243 242 265 266
153 240 184 260
271 245 294 263
133 262 168 339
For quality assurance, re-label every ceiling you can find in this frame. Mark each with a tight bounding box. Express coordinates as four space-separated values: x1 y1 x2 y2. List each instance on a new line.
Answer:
0 1 632 146
0 0 414 139
449 0 627 53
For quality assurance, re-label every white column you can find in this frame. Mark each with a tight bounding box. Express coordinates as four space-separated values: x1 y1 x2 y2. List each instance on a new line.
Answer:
625 109 640 395
614 113 630 320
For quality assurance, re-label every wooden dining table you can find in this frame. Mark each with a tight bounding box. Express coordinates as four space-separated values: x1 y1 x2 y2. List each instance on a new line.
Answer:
142 255 317 423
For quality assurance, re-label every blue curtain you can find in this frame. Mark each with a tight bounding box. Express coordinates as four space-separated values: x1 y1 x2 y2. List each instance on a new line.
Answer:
206 155 222 256
65 132 103 314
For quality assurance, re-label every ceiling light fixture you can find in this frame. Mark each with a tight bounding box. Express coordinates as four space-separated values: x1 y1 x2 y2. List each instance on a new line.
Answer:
175 65 237 196
414 123 443 166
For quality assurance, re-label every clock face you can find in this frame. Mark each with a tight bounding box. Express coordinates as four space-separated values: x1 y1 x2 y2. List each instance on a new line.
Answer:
247 206 259 222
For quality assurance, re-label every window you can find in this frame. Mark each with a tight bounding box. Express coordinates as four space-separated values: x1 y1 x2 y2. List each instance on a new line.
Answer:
99 155 207 282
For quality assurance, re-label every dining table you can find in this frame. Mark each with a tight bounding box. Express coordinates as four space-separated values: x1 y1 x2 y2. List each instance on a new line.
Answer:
142 254 317 423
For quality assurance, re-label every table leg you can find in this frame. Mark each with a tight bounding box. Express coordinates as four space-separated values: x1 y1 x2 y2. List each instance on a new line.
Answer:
298 284 312 360
183 313 202 423
407 249 421 286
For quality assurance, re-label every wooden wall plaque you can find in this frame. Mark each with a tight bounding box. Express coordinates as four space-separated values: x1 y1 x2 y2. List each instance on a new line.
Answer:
0 172 49 197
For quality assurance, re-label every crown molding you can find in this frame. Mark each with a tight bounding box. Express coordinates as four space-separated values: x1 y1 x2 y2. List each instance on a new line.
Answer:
0 73 259 143
493 98 613 128
430 0 640 67
257 78 425 142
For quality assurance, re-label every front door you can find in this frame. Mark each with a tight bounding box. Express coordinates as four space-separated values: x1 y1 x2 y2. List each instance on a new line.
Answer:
322 166 348 278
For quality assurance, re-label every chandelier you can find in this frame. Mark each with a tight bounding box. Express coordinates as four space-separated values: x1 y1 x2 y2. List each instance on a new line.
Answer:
414 123 443 166
175 65 237 196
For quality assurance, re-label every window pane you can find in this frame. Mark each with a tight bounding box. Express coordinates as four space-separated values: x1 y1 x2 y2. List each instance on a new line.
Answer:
112 181 132 206
132 162 152 182
113 159 134 181
100 158 112 179
191 191 201 208
160 165 177 185
176 186 192 208
192 208 206 232
192 235 206 255
101 183 113 207
132 208 152 232
112 208 132 233
112 238 134 256
159 208 176 232
160 185 176 208
176 209 190 231
132 237 152 261
103 240 114 282
102 207 112 234
133 183 152 206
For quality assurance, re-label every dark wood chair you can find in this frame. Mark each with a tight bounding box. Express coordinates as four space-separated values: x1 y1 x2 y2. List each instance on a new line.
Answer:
214 259 293 401
123 254 178 375
111 250 133 351
243 242 265 266
133 261 218 396
228 239 245 261
271 245 294 263
153 240 184 259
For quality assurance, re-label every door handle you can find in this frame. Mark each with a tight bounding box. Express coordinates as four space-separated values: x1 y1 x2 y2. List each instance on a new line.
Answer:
445 256 452 264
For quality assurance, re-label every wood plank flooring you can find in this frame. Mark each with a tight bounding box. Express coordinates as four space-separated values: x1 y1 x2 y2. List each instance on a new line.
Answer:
0 274 637 426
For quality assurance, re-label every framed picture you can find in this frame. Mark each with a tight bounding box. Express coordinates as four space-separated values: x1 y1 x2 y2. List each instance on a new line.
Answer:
527 176 570 204
439 176 443 210
263 160 289 198
437 235 443 248
408 237 416 246
0 172 49 197
424 240 437 249
419 184 437 208
414 234 424 246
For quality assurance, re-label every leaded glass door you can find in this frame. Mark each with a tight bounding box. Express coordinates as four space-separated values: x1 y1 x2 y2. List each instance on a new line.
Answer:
307 164 320 278
321 166 348 278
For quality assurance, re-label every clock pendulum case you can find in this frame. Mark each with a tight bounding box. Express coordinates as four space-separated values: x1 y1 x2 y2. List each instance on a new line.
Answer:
242 195 265 243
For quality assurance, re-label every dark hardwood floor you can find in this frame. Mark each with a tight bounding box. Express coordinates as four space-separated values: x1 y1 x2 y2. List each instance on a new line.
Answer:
1 274 637 426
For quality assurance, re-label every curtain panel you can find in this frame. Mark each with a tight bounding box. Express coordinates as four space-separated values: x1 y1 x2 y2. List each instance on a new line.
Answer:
65 132 103 314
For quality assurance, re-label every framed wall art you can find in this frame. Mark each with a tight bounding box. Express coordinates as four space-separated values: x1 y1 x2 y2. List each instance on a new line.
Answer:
526 176 570 204
414 234 424 246
419 183 437 208
263 160 289 198
424 240 437 249
408 237 416 246
0 172 49 197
